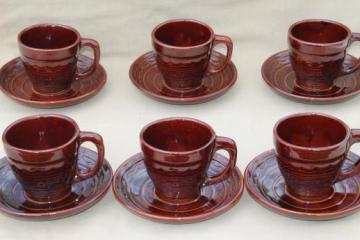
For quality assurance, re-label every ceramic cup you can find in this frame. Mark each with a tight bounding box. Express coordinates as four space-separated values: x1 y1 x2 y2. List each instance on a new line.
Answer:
288 19 360 93
274 113 360 201
152 19 233 90
2 114 105 204
18 23 100 95
140 117 237 204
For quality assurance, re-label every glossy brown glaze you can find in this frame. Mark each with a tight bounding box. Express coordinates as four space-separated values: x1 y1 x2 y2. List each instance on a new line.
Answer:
2 115 105 204
245 149 360 220
274 113 360 201
140 117 237 204
18 23 100 95
0 147 113 220
0 55 106 108
288 19 360 92
152 19 233 90
261 50 360 104
112 152 243 223
129 51 237 104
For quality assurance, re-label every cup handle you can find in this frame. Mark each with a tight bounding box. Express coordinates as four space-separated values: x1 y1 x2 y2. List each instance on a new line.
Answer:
342 33 360 74
74 131 105 182
76 38 101 78
335 129 360 182
203 136 237 186
207 35 233 74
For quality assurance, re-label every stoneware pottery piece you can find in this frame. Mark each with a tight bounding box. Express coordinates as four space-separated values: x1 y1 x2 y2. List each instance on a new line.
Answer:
245 112 360 220
273 113 360 201
262 19 360 104
18 23 100 95
112 117 243 223
0 147 112 220
288 19 360 93
112 152 243 223
2 114 105 206
152 19 233 90
261 50 360 104
0 55 106 108
140 118 237 203
129 51 237 104
245 149 360 220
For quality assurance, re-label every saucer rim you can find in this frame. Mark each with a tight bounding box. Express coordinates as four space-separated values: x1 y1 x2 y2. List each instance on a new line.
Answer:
112 152 244 223
129 51 237 105
245 149 360 220
0 147 113 220
0 55 107 108
261 50 360 104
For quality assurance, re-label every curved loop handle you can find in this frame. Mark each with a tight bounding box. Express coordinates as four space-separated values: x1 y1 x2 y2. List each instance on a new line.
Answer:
203 136 237 186
207 35 233 74
342 33 360 74
336 129 360 182
76 38 100 78
75 131 105 181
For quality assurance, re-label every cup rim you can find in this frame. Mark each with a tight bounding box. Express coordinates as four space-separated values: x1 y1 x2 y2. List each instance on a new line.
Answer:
273 112 350 152
18 23 81 52
151 19 215 50
288 19 351 47
140 117 216 155
2 114 80 154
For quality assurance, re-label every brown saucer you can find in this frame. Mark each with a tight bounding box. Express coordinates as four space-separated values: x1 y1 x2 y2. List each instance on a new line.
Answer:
0 147 113 220
245 149 360 220
0 55 106 108
129 51 237 104
261 50 360 104
112 152 244 224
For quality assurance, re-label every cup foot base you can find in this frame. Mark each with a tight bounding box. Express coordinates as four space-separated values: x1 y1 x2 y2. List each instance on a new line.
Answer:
31 86 72 97
23 190 72 206
284 186 335 204
293 83 341 97
154 190 201 206
162 80 203 93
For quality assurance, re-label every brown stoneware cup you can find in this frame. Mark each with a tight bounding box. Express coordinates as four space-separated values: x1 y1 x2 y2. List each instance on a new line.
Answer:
2 114 104 204
152 19 233 90
140 117 237 204
288 19 360 93
274 113 360 201
18 23 100 95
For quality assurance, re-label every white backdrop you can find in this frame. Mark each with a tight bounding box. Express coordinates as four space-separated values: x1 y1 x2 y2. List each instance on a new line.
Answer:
1 0 360 239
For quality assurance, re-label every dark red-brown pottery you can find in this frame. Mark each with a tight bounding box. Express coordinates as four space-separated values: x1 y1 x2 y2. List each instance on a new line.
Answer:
0 55 106 108
0 147 112 220
18 23 100 95
274 113 360 201
152 19 233 90
112 152 243 223
261 50 360 104
244 112 360 220
129 51 237 104
245 149 360 220
2 114 105 205
140 118 237 203
112 117 243 223
288 19 360 93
